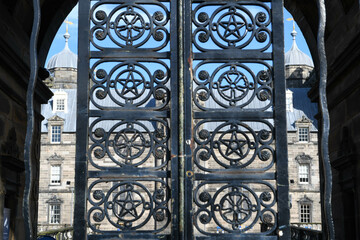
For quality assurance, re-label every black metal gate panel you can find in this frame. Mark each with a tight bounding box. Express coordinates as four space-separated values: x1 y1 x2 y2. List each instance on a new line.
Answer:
74 0 289 239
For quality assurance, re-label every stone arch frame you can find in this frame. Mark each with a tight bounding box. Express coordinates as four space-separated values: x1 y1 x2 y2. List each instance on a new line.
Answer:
11 0 360 239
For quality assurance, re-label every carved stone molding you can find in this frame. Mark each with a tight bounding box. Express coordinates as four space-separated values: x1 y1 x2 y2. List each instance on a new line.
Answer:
295 153 312 164
47 153 64 162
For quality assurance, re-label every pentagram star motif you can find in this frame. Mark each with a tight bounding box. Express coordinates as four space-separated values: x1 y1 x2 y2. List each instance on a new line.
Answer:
115 190 143 220
118 70 143 97
219 12 245 41
221 130 248 158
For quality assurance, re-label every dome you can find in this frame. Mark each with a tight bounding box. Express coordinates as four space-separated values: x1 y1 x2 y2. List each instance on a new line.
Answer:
47 32 77 69
285 29 314 67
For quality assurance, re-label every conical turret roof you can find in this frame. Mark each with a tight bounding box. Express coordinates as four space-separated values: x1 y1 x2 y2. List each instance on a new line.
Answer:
285 28 314 67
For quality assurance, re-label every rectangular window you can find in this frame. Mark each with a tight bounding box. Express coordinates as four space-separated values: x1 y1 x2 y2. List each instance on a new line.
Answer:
298 127 309 142
56 99 65 111
299 164 309 183
50 165 61 185
300 204 311 223
51 125 61 143
49 204 61 224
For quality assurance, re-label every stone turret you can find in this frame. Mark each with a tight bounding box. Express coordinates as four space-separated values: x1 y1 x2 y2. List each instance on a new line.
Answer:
285 26 314 88
45 30 77 89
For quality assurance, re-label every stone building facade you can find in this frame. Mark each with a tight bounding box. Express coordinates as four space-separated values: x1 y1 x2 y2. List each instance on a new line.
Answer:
37 29 321 232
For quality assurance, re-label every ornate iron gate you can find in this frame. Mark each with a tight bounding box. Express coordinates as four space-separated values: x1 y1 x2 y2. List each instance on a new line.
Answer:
74 0 289 239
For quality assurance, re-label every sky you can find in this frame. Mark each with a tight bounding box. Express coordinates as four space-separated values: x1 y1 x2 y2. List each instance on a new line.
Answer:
44 4 312 67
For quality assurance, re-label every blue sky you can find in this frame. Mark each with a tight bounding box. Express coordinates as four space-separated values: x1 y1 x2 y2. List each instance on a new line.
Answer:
45 5 312 67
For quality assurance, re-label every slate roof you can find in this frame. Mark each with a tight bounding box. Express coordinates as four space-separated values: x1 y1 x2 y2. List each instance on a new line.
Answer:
41 88 318 133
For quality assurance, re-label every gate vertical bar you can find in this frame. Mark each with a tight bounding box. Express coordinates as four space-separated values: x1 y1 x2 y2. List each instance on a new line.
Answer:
171 0 180 238
273 0 290 238
178 0 186 237
74 0 90 238
183 0 193 238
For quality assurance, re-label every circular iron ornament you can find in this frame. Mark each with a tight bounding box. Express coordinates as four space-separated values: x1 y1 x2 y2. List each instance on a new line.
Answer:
153 11 164 21
198 70 209 80
262 213 273 224
198 12 209 23
90 2 170 51
95 30 106 40
212 65 254 103
199 151 210 161
215 188 258 229
256 32 267 42
114 64 147 100
198 91 209 101
154 69 165 80
94 148 105 159
200 213 211 224
257 69 271 84
192 3 271 51
93 212 104 222
95 10 107 21
111 6 151 45
154 210 165 221
91 60 170 109
93 190 105 201
199 129 210 140
106 183 152 224
214 125 256 165
154 89 165 100
256 12 267 23
258 129 270 141
198 32 209 43
94 128 105 138
199 192 211 203
96 69 107 79
260 150 271 161
212 7 254 45
110 124 151 163
95 89 107 99
258 89 271 101
154 30 164 41
260 192 272 202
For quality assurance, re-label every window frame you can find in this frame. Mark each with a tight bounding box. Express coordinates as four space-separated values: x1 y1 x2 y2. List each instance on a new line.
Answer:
52 91 68 113
49 203 61 224
50 165 61 185
299 203 312 223
298 127 309 142
51 125 62 144
298 163 310 184
56 98 65 111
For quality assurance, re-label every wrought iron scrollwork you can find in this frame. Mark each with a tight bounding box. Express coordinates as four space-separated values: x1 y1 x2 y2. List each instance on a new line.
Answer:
194 119 274 171
193 182 277 235
90 1 170 50
89 118 169 169
193 61 273 110
192 2 271 51
88 179 170 232
90 59 170 109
